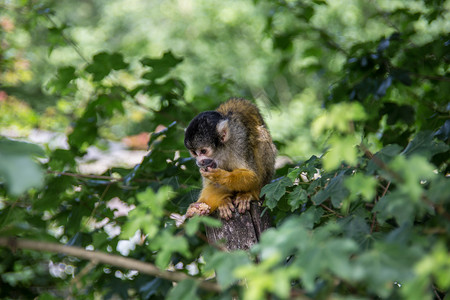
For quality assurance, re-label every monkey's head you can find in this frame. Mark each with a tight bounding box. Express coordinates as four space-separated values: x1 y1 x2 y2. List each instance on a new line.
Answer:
184 111 230 171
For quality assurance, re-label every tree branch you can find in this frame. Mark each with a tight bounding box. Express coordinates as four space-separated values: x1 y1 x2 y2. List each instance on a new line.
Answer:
0 237 221 293
47 171 158 184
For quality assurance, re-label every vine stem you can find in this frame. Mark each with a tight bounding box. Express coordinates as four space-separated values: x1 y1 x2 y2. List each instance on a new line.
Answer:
44 14 89 63
0 237 221 293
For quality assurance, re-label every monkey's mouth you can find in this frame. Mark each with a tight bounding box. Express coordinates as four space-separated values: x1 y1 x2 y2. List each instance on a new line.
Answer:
200 161 217 171
205 161 217 170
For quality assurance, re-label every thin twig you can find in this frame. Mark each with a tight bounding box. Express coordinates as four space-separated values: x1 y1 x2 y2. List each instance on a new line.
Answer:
371 181 390 233
319 204 343 218
381 181 391 198
370 212 377 234
0 237 221 293
71 260 97 290
44 14 89 63
433 284 443 300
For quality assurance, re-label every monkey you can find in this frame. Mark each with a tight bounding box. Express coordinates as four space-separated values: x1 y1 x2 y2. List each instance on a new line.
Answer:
184 98 277 220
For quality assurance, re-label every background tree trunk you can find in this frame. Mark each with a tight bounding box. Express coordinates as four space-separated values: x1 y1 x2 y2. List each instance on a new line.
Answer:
205 201 271 251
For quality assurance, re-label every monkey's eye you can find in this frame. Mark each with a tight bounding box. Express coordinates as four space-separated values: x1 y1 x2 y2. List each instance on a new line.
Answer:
199 149 207 155
190 150 197 157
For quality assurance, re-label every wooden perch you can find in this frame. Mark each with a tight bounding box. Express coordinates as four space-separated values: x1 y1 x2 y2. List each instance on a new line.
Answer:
206 201 271 251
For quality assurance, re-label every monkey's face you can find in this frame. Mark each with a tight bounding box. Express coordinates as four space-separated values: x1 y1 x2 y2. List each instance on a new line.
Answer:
184 111 230 171
188 146 218 171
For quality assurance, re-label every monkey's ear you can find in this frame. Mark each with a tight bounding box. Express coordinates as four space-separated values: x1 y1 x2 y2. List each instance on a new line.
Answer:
217 119 229 143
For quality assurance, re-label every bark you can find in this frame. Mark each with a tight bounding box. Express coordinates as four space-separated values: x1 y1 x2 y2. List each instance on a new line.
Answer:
205 201 271 251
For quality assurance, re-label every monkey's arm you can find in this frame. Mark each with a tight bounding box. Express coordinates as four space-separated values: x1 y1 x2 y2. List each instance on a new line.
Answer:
201 168 260 194
201 168 261 213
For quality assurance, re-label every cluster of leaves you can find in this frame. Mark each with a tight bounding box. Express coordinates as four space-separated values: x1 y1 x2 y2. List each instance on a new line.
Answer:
1 0 449 300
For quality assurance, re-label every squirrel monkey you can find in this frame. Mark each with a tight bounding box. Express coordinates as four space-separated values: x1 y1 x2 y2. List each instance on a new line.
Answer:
184 98 277 219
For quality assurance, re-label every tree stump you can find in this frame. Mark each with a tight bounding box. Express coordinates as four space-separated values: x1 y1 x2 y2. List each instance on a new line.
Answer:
205 201 271 251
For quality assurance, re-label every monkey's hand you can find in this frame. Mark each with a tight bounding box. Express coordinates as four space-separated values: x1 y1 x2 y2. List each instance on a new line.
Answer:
185 202 211 218
200 167 228 184
234 192 254 214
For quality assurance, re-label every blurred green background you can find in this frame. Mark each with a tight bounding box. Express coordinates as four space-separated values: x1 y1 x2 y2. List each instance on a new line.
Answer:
8 0 446 159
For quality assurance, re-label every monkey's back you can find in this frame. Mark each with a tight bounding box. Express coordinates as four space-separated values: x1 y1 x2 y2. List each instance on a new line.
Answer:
217 98 277 186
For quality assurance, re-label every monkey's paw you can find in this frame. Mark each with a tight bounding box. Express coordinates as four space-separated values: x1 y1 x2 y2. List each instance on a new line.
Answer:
185 202 211 218
200 168 227 184
218 200 235 220
234 192 253 214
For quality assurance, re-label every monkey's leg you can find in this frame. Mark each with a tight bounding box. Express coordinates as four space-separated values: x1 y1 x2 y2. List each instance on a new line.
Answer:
187 184 234 220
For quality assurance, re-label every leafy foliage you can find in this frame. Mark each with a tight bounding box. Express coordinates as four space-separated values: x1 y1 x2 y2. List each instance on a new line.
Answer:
1 0 449 299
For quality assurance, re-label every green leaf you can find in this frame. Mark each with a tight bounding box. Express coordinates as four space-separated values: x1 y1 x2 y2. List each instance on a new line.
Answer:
138 278 169 299
260 177 293 209
0 139 45 196
312 102 366 135
374 191 415 225
185 216 221 237
287 186 307 211
353 242 422 298
401 131 449 159
205 251 251 288
141 51 183 81
338 214 370 245
286 167 301 182
0 139 45 157
426 176 450 204
312 171 349 208
85 52 128 81
390 155 436 200
367 144 403 174
235 254 295 300
46 66 76 95
323 135 360 170
253 217 309 260
149 230 190 269
298 206 323 229
166 279 199 300
345 173 377 202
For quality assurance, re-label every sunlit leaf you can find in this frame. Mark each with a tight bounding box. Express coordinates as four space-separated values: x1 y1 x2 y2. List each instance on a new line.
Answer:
345 172 377 202
141 51 183 81
205 251 250 288
185 216 221 237
85 52 129 81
